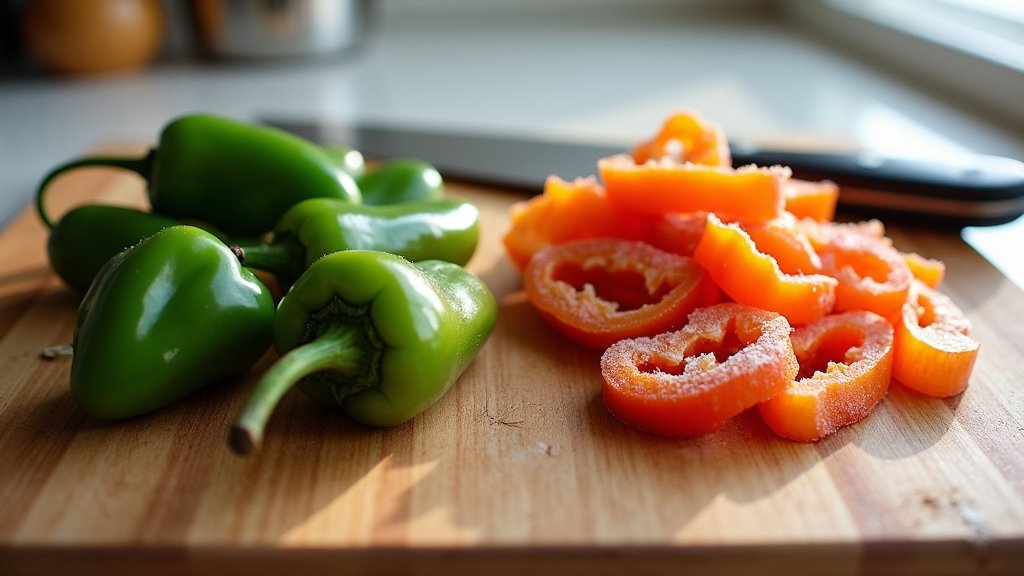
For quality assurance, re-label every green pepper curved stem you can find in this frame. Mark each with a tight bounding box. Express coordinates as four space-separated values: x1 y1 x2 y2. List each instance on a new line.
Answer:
230 324 364 455
36 150 155 230
231 241 304 281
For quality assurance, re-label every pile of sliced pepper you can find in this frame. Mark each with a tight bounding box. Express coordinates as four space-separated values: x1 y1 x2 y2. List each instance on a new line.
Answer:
505 109 981 442
37 113 496 454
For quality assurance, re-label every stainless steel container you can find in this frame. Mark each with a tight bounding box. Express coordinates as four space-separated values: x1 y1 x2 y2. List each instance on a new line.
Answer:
191 0 368 59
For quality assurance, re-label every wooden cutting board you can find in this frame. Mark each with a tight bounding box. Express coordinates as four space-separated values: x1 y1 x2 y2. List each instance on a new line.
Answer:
1 152 1023 576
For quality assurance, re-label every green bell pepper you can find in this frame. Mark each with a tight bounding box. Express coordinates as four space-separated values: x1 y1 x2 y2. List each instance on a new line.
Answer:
36 114 361 236
47 204 181 293
322 145 366 179
71 225 275 420
233 197 480 289
230 250 497 454
357 158 444 205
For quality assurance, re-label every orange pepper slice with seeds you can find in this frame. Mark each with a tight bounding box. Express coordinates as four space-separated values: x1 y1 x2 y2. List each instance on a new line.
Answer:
693 214 837 326
759 311 894 442
598 154 789 224
892 280 979 397
524 238 720 349
601 303 798 437
631 109 732 168
502 176 646 270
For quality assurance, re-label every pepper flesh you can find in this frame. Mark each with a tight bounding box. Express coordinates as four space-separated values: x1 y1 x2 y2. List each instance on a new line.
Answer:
630 109 732 168
503 175 646 270
47 204 180 293
231 250 497 454
235 197 480 289
601 303 798 437
820 233 912 321
36 113 361 235
759 311 894 442
892 280 979 397
524 238 719 349
599 154 789 224
782 179 839 222
356 158 444 205
71 225 274 419
693 214 837 326
902 252 946 289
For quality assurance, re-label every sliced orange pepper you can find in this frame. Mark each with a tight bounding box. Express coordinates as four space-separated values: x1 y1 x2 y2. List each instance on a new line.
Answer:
893 280 979 397
601 303 798 437
598 154 789 224
783 179 839 222
744 215 823 276
693 214 837 326
502 176 645 270
642 211 708 258
795 218 887 252
759 311 893 442
524 238 719 349
902 251 945 289
631 109 732 168
820 234 912 320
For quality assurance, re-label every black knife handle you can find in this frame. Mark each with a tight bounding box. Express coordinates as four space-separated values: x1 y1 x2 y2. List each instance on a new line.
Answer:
730 142 1024 226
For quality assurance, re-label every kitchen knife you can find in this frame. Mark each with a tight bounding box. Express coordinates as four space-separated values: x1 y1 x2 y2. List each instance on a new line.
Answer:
264 118 1024 227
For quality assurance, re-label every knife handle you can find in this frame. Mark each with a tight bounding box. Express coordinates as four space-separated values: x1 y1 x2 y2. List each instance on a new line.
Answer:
730 143 1024 227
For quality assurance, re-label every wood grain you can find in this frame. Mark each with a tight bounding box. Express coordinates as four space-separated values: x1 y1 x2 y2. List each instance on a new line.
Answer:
1 157 1023 576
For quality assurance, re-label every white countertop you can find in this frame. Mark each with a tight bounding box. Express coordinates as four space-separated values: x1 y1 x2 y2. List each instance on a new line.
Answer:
2 5 1022 282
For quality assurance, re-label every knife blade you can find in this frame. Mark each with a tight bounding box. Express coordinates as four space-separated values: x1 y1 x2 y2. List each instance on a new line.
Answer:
264 117 1024 227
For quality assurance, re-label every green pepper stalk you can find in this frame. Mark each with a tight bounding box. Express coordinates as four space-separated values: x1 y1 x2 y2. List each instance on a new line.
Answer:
71 225 275 420
230 250 497 454
232 197 481 290
47 205 181 293
36 114 361 236
356 158 444 205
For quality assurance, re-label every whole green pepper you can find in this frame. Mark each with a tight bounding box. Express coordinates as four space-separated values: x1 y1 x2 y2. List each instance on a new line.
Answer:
71 225 275 420
47 205 180 293
233 197 480 289
230 250 497 454
36 114 361 236
357 158 444 205
322 145 366 178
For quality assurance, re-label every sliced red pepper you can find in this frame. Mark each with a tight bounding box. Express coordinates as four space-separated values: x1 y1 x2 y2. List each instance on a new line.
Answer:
759 311 894 442
524 238 719 349
503 176 646 270
892 280 979 397
631 109 732 168
601 303 798 437
598 154 789 224
693 214 837 326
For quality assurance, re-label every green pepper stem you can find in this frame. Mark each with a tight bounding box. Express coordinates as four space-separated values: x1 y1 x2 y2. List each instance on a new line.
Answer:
36 151 155 230
231 241 303 281
230 324 364 455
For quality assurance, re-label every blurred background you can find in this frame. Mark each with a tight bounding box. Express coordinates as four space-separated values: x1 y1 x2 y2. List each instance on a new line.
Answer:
1 0 1022 278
